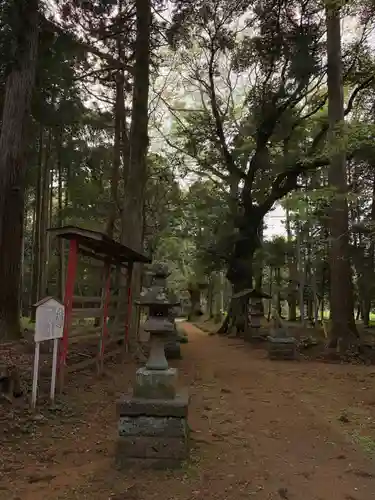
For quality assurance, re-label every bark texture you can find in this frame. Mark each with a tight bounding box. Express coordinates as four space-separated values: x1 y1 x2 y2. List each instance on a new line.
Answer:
325 4 358 348
0 0 39 340
120 0 151 342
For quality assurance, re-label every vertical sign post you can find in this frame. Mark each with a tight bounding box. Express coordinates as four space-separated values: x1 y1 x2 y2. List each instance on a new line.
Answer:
32 297 65 409
50 337 59 404
31 341 40 409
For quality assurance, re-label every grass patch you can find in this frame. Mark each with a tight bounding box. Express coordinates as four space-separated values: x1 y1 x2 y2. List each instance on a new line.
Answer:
351 430 375 457
21 316 34 330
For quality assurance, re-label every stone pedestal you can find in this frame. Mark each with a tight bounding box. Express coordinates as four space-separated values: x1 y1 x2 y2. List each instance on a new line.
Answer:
134 367 177 399
268 337 297 360
115 372 189 469
118 265 189 469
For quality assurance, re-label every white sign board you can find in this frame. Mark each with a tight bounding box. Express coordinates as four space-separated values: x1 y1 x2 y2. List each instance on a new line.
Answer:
32 297 65 409
35 298 65 342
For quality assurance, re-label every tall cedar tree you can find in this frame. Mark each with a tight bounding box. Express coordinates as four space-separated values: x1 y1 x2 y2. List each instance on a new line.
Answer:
120 0 151 342
0 0 39 339
325 2 358 345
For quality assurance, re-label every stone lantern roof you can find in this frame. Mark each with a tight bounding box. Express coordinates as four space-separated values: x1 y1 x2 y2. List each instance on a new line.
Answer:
135 287 179 307
143 317 176 333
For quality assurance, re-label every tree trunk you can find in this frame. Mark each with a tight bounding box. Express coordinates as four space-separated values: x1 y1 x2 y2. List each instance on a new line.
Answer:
28 185 37 309
275 267 282 317
0 0 39 340
218 272 224 313
311 269 319 325
45 163 54 292
362 166 375 328
31 126 44 319
106 75 123 237
325 4 358 349
207 275 214 318
285 202 297 321
56 129 65 300
20 206 27 315
120 0 151 343
267 266 273 321
362 301 370 327
296 222 305 324
305 224 313 322
254 221 264 290
105 61 125 327
106 5 126 238
39 129 52 298
218 213 260 334
226 214 260 292
320 276 325 322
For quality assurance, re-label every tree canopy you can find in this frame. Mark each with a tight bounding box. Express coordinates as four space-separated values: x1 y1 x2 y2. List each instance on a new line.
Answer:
0 0 374 347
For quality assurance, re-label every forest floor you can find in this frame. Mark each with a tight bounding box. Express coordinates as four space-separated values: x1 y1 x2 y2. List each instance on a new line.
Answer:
1 322 375 500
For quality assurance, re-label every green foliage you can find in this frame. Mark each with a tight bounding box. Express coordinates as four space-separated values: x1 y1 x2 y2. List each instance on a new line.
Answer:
1 0 375 317
150 179 231 292
0 0 37 74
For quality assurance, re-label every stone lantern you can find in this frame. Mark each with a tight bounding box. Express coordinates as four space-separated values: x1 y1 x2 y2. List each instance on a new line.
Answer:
249 300 263 329
137 284 179 376
115 264 189 469
232 288 271 342
267 313 297 360
142 265 182 360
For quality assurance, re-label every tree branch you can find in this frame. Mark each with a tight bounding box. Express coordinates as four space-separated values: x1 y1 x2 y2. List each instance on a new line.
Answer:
207 46 243 181
345 75 375 116
41 16 133 73
255 76 375 218
154 124 229 182
246 68 319 194
259 156 329 217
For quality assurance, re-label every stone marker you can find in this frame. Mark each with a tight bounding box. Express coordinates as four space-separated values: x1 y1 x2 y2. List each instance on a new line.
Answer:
231 288 271 342
245 300 264 342
267 313 297 360
115 265 189 469
267 337 297 360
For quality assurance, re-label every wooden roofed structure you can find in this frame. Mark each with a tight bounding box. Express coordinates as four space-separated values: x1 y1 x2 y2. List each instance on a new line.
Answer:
230 288 271 341
48 226 151 266
48 226 151 388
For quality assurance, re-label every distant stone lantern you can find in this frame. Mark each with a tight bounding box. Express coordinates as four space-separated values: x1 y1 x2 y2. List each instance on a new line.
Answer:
232 288 271 342
249 301 263 330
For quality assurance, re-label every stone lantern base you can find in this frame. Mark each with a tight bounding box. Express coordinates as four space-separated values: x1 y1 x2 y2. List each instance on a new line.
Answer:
115 367 190 469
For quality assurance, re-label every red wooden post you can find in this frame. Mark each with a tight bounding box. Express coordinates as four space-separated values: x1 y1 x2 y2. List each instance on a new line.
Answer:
125 263 133 351
99 264 111 371
59 238 78 389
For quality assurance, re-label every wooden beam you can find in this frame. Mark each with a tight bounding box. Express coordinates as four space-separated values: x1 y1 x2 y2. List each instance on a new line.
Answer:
71 307 117 318
73 295 119 305
66 347 123 373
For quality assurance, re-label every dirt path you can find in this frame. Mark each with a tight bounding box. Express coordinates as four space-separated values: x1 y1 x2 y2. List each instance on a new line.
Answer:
1 323 375 500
